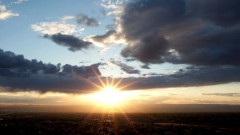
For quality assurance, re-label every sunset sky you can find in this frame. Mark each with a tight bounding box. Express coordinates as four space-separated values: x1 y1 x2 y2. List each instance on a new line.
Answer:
0 0 240 112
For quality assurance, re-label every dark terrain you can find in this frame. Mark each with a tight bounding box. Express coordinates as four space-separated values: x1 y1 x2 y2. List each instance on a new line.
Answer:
0 112 240 135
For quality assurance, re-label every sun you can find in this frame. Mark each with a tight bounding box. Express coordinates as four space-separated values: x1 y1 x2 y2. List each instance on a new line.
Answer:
90 86 126 106
82 71 137 108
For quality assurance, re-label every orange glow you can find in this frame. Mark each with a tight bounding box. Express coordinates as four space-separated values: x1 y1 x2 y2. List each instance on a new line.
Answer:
83 75 137 108
89 86 126 106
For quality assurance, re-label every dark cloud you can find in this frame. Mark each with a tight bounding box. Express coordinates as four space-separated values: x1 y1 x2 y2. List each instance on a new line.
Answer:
119 0 240 66
75 13 99 27
119 66 240 90
61 63 101 78
202 93 240 97
187 0 240 27
125 58 136 62
0 74 97 93
0 49 60 74
0 49 101 93
121 36 169 63
141 64 150 69
110 60 140 74
44 33 92 51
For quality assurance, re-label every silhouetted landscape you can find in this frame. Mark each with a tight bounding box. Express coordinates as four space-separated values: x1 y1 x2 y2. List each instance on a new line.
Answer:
0 112 240 135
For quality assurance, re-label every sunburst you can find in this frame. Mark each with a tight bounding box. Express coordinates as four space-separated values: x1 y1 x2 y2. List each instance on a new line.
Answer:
84 68 137 107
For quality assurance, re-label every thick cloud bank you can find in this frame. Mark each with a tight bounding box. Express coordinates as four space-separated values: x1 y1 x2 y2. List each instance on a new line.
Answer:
0 49 240 92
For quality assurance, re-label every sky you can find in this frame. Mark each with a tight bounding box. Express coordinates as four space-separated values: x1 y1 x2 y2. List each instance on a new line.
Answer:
0 0 240 112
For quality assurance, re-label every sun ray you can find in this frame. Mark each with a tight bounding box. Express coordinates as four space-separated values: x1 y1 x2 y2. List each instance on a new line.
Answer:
118 81 138 90
90 67 106 88
113 78 123 88
105 77 109 86
110 77 115 87
83 78 102 90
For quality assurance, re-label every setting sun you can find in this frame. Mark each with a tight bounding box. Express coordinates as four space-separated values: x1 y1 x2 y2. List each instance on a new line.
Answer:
89 86 126 106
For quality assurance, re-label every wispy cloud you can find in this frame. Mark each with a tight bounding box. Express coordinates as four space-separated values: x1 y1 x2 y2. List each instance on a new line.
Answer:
202 93 240 97
11 0 28 5
110 59 140 74
101 0 126 15
0 5 19 20
31 17 83 35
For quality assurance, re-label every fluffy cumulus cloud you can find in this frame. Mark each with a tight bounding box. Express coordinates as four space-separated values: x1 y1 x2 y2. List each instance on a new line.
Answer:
0 5 19 20
118 0 240 66
44 33 92 51
0 49 101 93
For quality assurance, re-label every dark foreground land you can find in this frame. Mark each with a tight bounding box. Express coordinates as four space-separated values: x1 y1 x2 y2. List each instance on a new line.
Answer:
0 112 240 135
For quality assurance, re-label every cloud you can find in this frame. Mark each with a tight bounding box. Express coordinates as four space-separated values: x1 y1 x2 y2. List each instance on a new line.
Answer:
141 64 150 69
61 16 75 22
11 0 28 5
89 30 119 46
0 49 101 93
0 49 101 77
0 5 19 20
0 74 96 93
101 0 124 9
31 17 93 51
0 49 60 75
44 33 92 51
110 60 140 74
202 93 240 97
112 0 240 66
119 66 240 90
101 0 126 15
61 63 101 78
31 20 82 35
91 30 116 43
75 13 99 27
